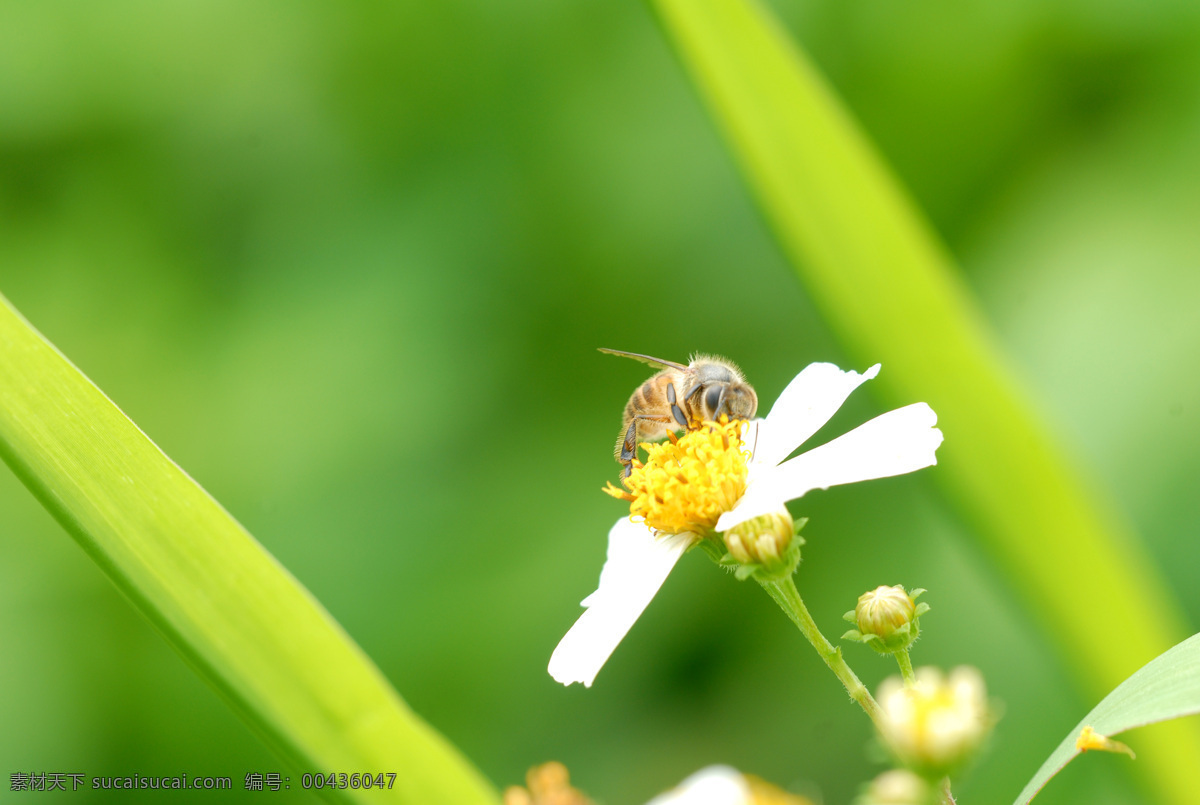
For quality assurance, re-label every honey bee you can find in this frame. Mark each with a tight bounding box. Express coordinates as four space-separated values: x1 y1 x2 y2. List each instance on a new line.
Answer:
600 348 758 479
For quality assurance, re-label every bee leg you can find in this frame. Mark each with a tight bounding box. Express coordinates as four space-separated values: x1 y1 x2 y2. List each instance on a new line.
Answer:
666 383 688 429
682 383 705 426
617 415 676 479
619 419 638 475
708 385 726 420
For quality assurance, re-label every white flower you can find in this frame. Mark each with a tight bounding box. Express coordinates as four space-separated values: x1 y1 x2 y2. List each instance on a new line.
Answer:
644 766 812 805
548 363 943 687
876 666 991 775
644 767 751 805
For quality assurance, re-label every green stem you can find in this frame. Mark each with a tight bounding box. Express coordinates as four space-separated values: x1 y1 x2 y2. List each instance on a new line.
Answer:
938 777 956 804
759 576 884 732
896 647 916 686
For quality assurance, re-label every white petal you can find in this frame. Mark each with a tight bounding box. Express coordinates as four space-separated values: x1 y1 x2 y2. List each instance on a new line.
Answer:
644 766 751 805
548 518 692 687
717 403 942 531
752 362 881 468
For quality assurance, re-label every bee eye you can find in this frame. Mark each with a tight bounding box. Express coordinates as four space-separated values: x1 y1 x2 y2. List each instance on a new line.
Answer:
705 385 723 414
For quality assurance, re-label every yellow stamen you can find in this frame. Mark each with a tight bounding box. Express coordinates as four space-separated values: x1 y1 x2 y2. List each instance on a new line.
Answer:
602 482 634 502
615 417 749 536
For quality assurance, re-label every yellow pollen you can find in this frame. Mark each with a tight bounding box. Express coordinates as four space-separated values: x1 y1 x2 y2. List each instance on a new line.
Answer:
1076 726 1136 759
604 417 749 536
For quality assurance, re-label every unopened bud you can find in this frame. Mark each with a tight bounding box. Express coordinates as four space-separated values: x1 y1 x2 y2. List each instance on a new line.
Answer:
722 511 800 579
843 585 927 653
505 762 593 805
876 666 993 779
853 770 930 805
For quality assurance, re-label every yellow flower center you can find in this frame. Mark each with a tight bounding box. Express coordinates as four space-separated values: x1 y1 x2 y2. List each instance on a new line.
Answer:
745 776 817 805
604 417 749 536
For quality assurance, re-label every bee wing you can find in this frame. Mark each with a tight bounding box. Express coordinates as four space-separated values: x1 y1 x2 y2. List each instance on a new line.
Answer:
597 348 688 372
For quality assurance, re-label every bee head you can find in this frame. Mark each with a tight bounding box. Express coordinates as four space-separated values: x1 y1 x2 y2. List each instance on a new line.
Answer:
700 382 757 422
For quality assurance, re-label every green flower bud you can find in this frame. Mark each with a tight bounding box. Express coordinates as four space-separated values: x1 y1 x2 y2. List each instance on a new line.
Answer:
853 770 931 805
721 511 803 580
842 585 928 654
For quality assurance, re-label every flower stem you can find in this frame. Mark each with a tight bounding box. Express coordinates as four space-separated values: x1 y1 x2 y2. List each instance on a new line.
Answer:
759 576 884 732
938 777 956 804
896 647 916 686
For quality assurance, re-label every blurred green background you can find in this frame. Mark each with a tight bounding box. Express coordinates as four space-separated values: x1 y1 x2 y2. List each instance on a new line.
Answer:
2 0 1199 802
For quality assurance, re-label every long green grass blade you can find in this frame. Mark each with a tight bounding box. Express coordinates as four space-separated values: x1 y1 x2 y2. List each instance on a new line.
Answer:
649 1 1200 801
0 294 499 805
1016 632 1200 803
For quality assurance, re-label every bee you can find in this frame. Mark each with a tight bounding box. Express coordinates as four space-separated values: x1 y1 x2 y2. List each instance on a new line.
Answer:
600 348 758 479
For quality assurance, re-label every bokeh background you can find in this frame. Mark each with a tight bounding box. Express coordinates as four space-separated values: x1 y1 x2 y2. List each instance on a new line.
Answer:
3 0 1200 802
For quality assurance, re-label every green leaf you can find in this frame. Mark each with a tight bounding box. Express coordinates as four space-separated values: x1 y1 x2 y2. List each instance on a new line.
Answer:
0 294 499 805
1015 632 1200 803
648 0 1200 801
